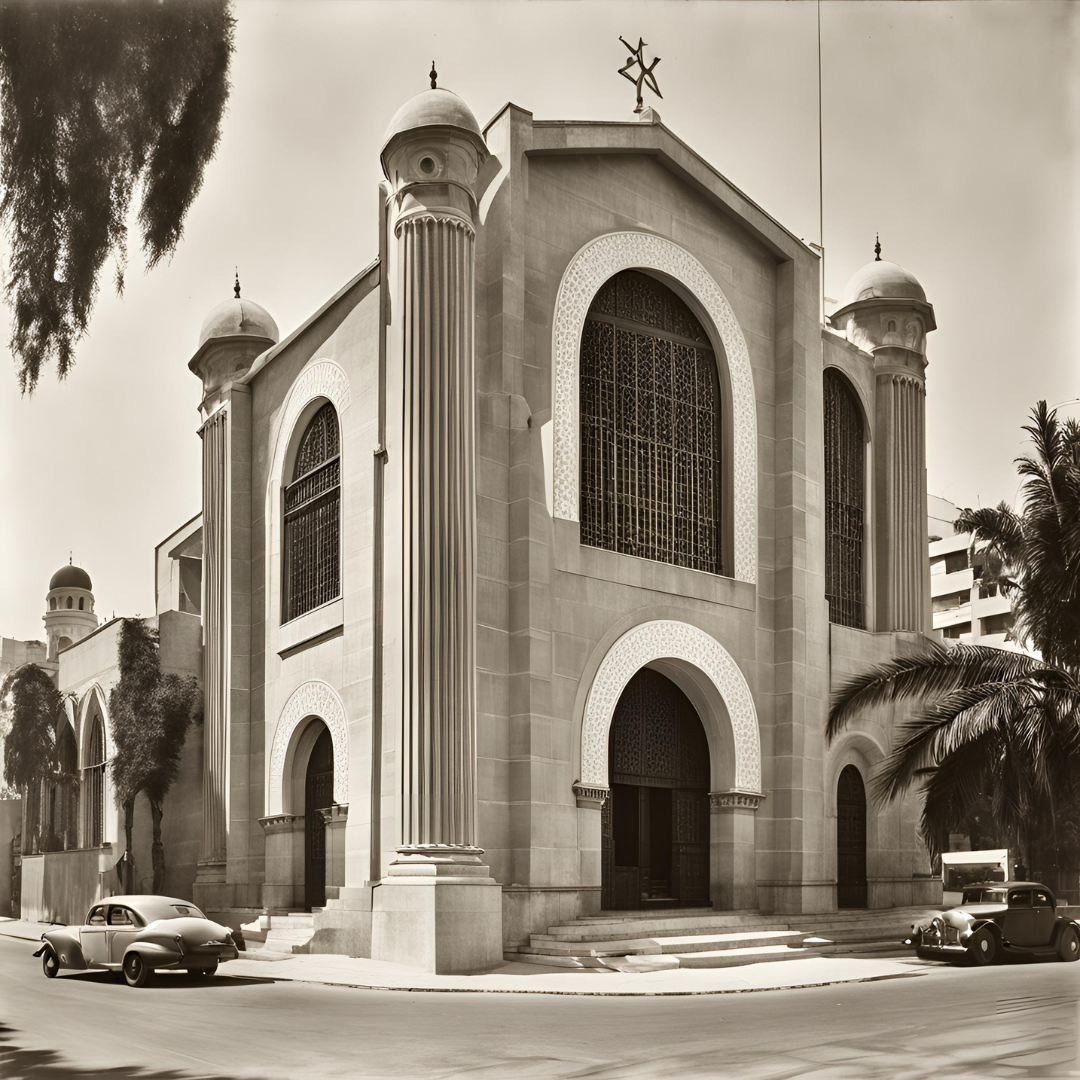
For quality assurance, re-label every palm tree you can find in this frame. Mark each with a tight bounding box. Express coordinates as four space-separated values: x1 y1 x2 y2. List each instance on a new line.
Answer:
827 402 1080 889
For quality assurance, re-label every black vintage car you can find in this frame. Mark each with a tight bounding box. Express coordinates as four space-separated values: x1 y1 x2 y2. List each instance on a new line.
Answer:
909 881 1080 966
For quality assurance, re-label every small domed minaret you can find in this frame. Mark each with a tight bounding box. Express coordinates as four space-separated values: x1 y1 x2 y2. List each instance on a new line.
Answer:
829 238 936 634
43 560 98 659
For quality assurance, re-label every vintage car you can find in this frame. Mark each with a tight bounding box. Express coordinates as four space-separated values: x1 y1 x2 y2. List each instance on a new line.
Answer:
33 895 239 987
908 881 1080 966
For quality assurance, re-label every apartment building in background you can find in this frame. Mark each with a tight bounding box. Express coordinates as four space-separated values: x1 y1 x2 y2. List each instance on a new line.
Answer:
928 495 1022 651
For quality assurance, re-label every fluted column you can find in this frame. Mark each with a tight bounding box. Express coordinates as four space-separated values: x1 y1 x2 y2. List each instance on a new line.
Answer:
878 373 928 632
396 210 478 855
200 408 228 868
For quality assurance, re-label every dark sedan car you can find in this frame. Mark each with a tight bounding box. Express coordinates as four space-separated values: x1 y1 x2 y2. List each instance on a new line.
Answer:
909 881 1080 966
33 895 238 987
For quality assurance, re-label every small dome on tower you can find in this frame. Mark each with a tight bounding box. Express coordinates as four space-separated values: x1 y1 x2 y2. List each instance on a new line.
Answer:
198 296 279 349
49 564 92 591
840 259 927 308
381 87 484 152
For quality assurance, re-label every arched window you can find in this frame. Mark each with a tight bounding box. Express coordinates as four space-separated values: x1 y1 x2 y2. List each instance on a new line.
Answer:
49 725 78 851
50 597 56 611
580 270 722 574
66 596 72 609
78 597 84 610
283 402 341 622
85 717 105 848
824 370 865 629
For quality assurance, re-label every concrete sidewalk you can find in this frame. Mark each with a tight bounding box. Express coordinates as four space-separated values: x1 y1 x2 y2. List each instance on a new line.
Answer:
0 916 928 996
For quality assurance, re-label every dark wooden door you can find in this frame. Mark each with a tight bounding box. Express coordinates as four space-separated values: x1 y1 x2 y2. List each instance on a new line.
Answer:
304 728 334 911
837 764 868 908
602 669 710 910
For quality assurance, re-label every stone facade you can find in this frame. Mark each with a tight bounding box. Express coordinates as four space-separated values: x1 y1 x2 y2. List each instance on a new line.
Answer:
179 91 941 970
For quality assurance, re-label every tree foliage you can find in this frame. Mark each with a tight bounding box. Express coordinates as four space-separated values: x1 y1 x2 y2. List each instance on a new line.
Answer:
109 618 200 892
0 0 235 391
828 402 1080 888
0 662 62 793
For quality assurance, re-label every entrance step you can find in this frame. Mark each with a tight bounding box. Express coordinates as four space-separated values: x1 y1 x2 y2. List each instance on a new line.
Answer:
511 906 936 970
240 912 316 955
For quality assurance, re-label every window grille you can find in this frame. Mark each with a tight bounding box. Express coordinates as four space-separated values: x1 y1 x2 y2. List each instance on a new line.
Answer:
284 402 341 622
86 719 105 848
824 370 865 628
580 270 721 575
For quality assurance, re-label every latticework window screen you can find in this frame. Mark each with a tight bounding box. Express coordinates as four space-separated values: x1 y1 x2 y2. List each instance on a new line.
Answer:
580 271 722 575
284 402 341 621
824 369 865 629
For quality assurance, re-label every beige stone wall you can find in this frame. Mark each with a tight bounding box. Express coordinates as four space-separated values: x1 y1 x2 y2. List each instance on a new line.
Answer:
249 265 382 919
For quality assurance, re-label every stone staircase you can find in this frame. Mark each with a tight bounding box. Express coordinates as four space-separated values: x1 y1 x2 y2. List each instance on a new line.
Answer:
239 912 316 956
506 905 939 971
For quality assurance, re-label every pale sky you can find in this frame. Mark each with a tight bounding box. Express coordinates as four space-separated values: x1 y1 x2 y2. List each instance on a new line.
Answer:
1 0 1076 641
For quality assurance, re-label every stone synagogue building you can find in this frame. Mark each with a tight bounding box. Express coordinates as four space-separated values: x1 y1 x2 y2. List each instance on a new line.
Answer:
17 80 944 971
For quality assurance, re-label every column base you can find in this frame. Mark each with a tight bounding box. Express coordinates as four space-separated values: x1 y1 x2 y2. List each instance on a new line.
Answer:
370 848 503 973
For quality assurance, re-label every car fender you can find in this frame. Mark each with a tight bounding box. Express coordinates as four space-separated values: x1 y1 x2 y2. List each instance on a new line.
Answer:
970 919 1002 944
122 941 183 968
1051 919 1080 947
37 929 86 970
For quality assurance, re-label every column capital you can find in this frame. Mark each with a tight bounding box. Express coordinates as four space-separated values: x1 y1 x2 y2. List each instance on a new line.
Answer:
393 209 475 239
317 804 349 827
710 789 765 812
258 813 302 835
572 782 610 809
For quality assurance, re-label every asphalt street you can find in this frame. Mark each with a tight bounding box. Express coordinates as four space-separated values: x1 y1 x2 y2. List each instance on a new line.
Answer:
2 935 1080 1079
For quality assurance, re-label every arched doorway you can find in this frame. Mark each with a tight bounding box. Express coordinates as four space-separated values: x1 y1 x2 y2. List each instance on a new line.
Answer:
837 764 868 908
602 669 710 910
304 726 334 911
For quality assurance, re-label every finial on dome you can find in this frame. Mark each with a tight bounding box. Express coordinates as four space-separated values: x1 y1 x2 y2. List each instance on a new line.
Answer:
874 234 882 262
69 551 72 565
430 61 437 90
234 268 241 299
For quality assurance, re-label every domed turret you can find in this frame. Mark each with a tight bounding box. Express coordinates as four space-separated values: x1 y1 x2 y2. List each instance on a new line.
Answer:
44 559 98 660
829 238 936 355
49 564 92 592
189 273 279 418
380 66 488 208
840 259 927 307
198 296 279 350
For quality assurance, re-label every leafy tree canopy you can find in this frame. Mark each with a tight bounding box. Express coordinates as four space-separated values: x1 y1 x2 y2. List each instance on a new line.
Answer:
0 662 62 792
0 0 235 391
110 617 199 807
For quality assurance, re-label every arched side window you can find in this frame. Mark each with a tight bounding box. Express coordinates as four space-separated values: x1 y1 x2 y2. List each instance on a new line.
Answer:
66 596 72 609
580 270 722 574
824 369 865 629
49 597 56 611
85 717 105 848
283 401 341 622
78 597 84 610
49 725 78 851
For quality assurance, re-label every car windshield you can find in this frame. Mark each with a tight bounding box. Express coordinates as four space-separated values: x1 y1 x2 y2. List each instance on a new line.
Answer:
962 887 1007 904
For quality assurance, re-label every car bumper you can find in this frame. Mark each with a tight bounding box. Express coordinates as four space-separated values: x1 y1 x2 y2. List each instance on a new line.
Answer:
914 942 968 959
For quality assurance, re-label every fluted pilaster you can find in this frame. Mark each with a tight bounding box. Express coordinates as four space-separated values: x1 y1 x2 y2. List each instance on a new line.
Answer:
882 374 927 632
397 210 478 853
200 408 228 866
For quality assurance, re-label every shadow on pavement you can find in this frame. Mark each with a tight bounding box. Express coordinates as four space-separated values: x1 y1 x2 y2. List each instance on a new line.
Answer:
0 1023 251 1080
57 971 276 989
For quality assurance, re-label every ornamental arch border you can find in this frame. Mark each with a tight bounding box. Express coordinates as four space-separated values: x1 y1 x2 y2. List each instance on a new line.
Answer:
551 231 758 583
267 680 349 816
264 359 352 631
578 619 761 793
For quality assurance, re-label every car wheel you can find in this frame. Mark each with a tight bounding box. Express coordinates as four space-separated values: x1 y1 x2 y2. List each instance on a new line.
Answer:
968 928 998 966
41 950 59 979
1058 926 1080 962
123 952 152 988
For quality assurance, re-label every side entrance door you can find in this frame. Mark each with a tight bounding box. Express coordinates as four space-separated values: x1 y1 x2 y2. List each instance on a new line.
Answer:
80 905 109 966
